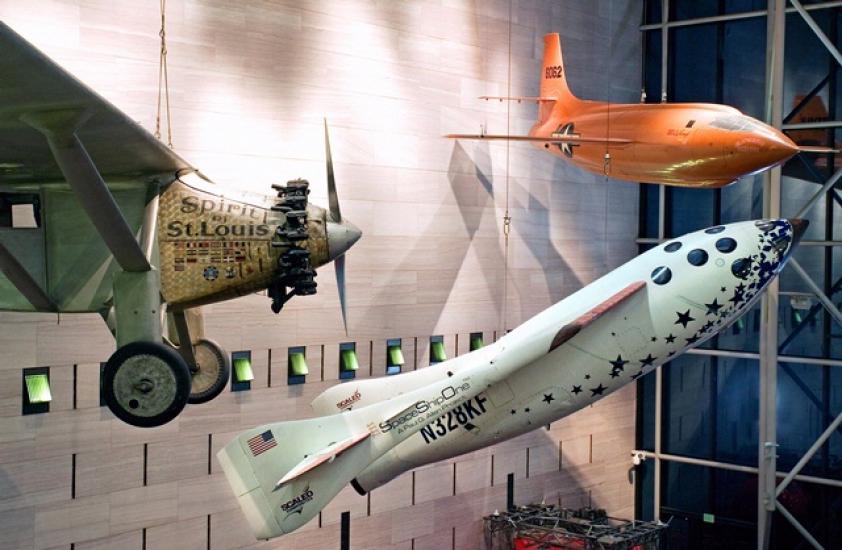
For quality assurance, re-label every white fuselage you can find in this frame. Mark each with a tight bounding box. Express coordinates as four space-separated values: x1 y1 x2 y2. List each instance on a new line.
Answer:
311 219 798 492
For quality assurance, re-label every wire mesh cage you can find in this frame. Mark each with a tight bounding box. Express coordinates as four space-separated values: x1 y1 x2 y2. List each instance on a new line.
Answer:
484 504 668 550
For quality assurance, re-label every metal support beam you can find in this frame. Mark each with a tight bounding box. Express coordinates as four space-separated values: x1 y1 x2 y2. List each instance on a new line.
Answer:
790 259 842 328
759 2 785 547
0 241 55 311
21 111 151 273
632 449 842 490
776 407 842 497
776 501 824 550
795 167 842 219
790 0 842 68
640 0 842 31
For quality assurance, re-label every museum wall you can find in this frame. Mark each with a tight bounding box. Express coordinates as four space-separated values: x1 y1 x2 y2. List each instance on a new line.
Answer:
0 1 641 549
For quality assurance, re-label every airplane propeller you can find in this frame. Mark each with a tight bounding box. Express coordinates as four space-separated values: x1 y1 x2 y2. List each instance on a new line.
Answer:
324 119 356 336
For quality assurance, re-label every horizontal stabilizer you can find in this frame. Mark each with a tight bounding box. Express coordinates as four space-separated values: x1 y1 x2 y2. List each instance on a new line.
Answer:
275 431 371 489
479 95 557 103
445 133 633 145
798 145 840 154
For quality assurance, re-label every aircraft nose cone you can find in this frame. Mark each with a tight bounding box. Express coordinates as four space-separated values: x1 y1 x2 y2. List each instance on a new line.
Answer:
788 218 809 246
760 128 799 165
327 219 362 260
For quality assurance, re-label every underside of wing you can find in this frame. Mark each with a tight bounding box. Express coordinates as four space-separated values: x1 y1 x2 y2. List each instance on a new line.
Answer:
0 22 195 312
0 22 193 186
445 133 634 145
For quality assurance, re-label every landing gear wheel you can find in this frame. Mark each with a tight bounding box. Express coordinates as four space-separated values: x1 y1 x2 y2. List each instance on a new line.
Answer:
187 338 230 404
103 341 191 428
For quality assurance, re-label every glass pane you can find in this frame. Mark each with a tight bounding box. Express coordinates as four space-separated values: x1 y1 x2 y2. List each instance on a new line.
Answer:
715 358 758 466
233 357 254 382
341 349 359 371
431 341 447 363
25 373 51 404
388 345 405 366
289 352 309 376
663 356 714 459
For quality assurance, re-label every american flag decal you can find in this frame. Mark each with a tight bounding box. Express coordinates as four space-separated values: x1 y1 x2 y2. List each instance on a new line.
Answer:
247 430 277 456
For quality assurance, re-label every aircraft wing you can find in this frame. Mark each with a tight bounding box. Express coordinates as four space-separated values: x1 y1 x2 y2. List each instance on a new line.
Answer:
0 22 193 185
445 133 633 145
0 22 195 313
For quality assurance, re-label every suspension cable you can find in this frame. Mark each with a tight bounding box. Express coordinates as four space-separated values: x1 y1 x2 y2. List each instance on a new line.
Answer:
155 0 173 148
501 0 513 335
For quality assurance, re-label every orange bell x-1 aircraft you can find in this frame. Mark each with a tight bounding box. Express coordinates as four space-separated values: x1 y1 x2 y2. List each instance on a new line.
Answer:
447 33 833 188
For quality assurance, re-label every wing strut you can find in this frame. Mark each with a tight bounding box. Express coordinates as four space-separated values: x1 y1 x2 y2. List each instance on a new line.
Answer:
0 242 56 312
22 112 151 273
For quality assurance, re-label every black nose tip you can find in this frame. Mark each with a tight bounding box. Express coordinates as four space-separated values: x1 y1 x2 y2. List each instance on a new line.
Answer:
788 218 809 245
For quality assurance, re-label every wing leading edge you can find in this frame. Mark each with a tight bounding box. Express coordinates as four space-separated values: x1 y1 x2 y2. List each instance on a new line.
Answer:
0 21 193 186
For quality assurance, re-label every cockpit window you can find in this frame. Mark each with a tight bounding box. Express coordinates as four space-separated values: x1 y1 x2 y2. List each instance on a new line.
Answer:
687 249 709 266
731 258 752 279
651 266 672 285
709 115 763 132
665 241 682 252
716 238 737 253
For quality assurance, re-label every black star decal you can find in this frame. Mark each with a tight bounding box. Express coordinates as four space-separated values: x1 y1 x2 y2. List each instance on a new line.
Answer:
705 299 722 316
729 292 744 305
668 350 676 356
584 374 591 380
686 334 699 345
665 334 676 343
701 320 715 332
511 409 516 415
524 407 531 413
571 385 582 395
609 370 620 378
675 310 695 328
639 354 656 366
631 371 644 380
720 286 727 292
590 384 606 396
542 393 555 404
736 283 746 292
609 355 628 371
651 336 658 342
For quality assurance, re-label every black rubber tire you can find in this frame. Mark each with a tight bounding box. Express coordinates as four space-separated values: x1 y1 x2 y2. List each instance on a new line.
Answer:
187 338 231 404
103 341 191 428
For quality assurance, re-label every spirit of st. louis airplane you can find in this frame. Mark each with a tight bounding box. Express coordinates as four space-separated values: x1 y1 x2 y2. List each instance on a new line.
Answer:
0 23 361 427
219 217 806 540
447 33 833 187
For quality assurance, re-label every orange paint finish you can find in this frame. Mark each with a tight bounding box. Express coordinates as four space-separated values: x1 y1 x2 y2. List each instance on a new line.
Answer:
534 33 799 187
450 34 804 188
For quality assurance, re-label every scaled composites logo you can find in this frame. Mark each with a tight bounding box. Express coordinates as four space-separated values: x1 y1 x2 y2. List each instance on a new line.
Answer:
281 486 315 518
378 382 472 435
336 389 362 410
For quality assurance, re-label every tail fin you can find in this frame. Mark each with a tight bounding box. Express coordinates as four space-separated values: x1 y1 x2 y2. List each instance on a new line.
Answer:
539 33 579 122
217 417 373 539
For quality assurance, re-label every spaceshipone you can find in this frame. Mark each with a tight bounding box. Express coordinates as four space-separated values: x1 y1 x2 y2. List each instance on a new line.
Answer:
447 33 831 187
219 217 806 539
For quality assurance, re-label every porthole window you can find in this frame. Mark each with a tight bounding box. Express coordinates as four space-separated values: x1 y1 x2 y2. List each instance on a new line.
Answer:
651 266 672 285
687 249 708 266
715 237 737 253
705 226 726 234
664 241 682 252
731 257 752 279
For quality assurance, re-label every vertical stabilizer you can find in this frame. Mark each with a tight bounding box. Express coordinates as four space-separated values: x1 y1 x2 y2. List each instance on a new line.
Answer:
539 33 579 122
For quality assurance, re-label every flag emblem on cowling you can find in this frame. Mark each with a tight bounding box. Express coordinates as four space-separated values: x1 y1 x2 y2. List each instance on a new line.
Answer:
247 430 277 456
